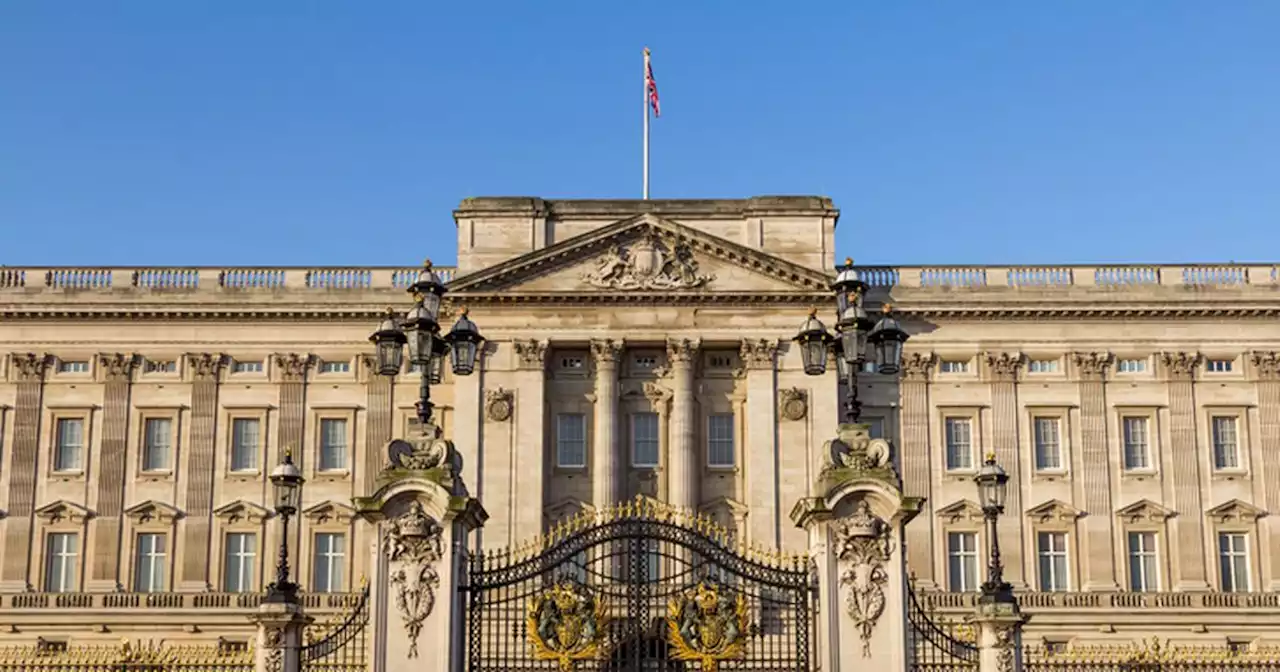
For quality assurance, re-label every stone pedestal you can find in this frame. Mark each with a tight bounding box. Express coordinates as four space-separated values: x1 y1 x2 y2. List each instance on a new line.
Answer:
251 600 312 672
972 598 1027 672
792 423 922 672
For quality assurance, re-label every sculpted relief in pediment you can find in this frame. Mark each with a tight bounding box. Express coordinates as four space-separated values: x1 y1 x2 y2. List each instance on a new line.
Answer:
582 233 713 290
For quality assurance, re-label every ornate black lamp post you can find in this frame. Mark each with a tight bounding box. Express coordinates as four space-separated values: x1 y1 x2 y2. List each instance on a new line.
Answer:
369 260 485 424
266 450 304 603
975 454 1015 604
794 259 910 423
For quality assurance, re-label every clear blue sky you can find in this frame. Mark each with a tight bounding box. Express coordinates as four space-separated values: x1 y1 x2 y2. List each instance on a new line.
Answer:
3 2 1278 267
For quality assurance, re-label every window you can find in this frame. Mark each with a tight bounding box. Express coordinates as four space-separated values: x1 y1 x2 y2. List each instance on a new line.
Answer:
707 414 735 467
133 533 167 593
1036 532 1070 592
940 360 969 374
556 414 587 468
54 418 85 472
631 413 659 467
645 539 661 580
319 361 350 374
1211 416 1240 470
944 418 973 471
232 360 263 374
1207 359 1234 373
1218 533 1251 593
1033 417 1062 471
707 353 734 369
633 355 658 370
1028 359 1059 373
312 533 346 593
1127 531 1159 592
946 532 979 592
57 360 89 373
44 533 78 593
318 418 348 471
230 418 260 472
1117 358 1147 373
142 418 172 472
223 533 257 593
144 359 176 373
1122 416 1150 470
559 356 584 370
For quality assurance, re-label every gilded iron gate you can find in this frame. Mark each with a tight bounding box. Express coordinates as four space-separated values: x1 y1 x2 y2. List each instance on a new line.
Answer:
300 586 370 672
906 586 978 672
464 498 815 671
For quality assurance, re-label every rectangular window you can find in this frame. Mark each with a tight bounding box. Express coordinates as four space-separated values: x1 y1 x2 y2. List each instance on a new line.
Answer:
645 539 661 581
940 360 969 374
144 359 176 373
1218 533 1251 593
707 353 734 369
57 360 89 373
707 413 735 467
54 418 85 472
142 417 172 472
230 418 261 472
1207 359 1234 373
44 533 78 593
1037 532 1070 592
318 418 348 471
1033 416 1062 471
1122 416 1150 470
946 532 979 592
1117 358 1147 373
312 533 346 593
1127 531 1159 592
556 414 587 468
223 533 257 593
1211 416 1240 470
1028 359 1059 373
133 533 167 593
631 413 659 467
559 356 584 370
319 361 350 374
633 355 658 370
944 417 973 470
232 360 263 373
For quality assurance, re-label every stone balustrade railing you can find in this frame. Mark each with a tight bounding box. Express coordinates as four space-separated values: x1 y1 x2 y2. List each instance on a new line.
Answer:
0 590 363 611
0 263 1276 293
919 590 1280 611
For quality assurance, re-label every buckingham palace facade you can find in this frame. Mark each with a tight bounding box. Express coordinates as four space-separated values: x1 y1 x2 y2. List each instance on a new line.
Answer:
0 196 1277 650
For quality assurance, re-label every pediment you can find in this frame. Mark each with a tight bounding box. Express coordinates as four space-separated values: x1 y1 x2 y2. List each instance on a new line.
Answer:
1206 499 1265 524
1025 499 1083 524
1115 499 1175 524
935 499 984 524
213 500 273 525
34 500 92 524
544 497 595 529
124 500 182 525
699 496 748 538
303 500 356 525
447 214 833 300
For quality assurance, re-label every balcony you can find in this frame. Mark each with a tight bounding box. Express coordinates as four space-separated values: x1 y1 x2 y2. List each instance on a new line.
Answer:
918 589 1280 612
1 590 363 611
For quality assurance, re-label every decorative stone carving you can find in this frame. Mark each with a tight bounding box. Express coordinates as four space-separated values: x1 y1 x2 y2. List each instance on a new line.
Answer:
1073 351 1113 380
642 381 672 409
900 352 936 382
97 353 138 382
34 500 93 525
589 339 623 364
1024 499 1083 525
666 338 700 363
513 340 549 370
263 627 284 672
273 353 313 382
832 501 893 657
935 499 985 525
984 352 1024 382
1114 499 1175 525
526 579 609 670
213 500 272 525
779 388 808 421
485 387 513 422
738 339 778 370
123 500 182 525
581 233 713 290
1250 351 1280 380
666 579 751 671
187 353 227 381
1160 351 1201 380
1206 499 1265 525
822 424 893 475
995 626 1016 672
10 353 48 382
383 501 445 659
302 500 356 526
387 423 451 471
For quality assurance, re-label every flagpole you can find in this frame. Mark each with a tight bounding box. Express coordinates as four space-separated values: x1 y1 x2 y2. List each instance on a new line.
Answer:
643 47 650 200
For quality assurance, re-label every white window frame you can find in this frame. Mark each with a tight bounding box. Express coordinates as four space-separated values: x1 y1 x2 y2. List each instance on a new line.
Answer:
53 416 86 473
706 413 735 468
318 360 350 374
939 360 970 374
1036 531 1070 592
1218 532 1251 593
946 531 980 592
222 532 258 593
943 416 975 472
57 359 90 374
555 413 587 469
1126 531 1160 592
317 417 349 472
1116 357 1147 374
1119 413 1155 472
43 532 79 593
1027 359 1059 374
133 532 168 593
630 412 660 468
1032 415 1063 472
312 532 346 593
1206 358 1235 374
229 416 263 474
141 416 174 473
231 359 264 374
1209 413 1244 472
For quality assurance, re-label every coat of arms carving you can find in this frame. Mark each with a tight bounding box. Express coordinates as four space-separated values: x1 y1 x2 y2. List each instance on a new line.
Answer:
666 579 752 671
582 234 713 290
526 579 610 671
384 501 445 659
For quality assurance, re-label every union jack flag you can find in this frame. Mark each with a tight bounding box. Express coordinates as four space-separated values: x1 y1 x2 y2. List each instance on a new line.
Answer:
645 48 660 117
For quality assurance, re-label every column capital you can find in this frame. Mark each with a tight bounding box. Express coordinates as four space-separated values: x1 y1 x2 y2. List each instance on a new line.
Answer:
186 353 228 382
1160 351 1201 381
901 352 936 382
273 353 315 383
665 338 701 365
1071 351 1113 381
642 381 673 409
1250 350 1280 381
982 352 1024 383
7 353 49 383
96 353 139 383
512 339 549 371
589 339 623 365
739 338 779 370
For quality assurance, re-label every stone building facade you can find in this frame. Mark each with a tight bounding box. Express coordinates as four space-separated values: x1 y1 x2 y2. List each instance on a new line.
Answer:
0 196 1277 648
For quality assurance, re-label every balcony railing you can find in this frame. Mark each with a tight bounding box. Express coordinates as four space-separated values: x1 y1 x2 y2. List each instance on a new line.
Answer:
0 266 456 291
918 590 1280 611
0 590 364 611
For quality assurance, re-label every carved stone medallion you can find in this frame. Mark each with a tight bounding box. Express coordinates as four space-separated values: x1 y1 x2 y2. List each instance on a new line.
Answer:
485 387 513 422
526 579 610 671
387 423 450 471
383 502 445 659
581 233 713 290
779 387 808 421
666 579 752 672
832 501 894 657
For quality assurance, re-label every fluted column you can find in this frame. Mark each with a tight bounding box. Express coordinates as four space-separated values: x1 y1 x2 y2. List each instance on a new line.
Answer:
985 352 1026 587
1 354 48 591
901 352 937 588
739 339 779 546
667 339 700 513
1073 352 1118 591
90 353 138 591
1250 351 1280 590
181 353 226 591
362 355 394 493
512 340 549 537
590 340 623 509
1162 351 1208 590
274 354 313 464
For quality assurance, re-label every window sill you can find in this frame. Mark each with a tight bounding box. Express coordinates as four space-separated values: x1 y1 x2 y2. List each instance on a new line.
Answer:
943 470 978 481
552 465 588 476
314 470 351 480
1031 470 1070 482
705 465 738 475
227 470 262 481
138 470 174 481
1121 469 1160 480
50 470 85 480
1211 470 1249 480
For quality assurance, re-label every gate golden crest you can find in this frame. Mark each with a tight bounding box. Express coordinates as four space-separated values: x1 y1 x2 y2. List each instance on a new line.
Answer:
666 580 751 671
526 580 609 671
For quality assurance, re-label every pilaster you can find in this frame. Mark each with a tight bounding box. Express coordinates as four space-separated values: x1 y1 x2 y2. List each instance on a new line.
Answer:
972 600 1025 672
667 339 700 513
983 352 1025 587
740 338 779 546
1161 351 1209 590
250 600 311 672
590 339 622 509
362 355 394 493
1 353 48 590
273 354 313 464
1250 351 1280 590
180 353 226 591
89 353 138 590
900 352 936 588
511 340 548 538
1072 352 1119 591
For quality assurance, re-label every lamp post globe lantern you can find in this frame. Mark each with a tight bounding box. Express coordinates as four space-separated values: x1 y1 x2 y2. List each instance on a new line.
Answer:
975 453 1009 514
407 260 447 323
867 304 909 376
832 260 875 365
793 308 834 376
402 299 440 369
369 307 407 377
445 307 485 376
426 336 449 385
266 450 304 603
975 453 1015 603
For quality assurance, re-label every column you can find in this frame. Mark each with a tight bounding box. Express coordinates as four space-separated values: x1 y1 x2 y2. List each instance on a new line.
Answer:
972 600 1025 672
512 340 548 538
1251 351 1280 590
590 339 622 509
362 355 394 493
739 339 778 545
90 353 138 591
251 600 310 672
181 353 225 591
984 352 1025 587
1162 351 1208 590
274 354 312 464
1 354 47 591
667 339 700 513
1073 352 1119 591
900 352 936 588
